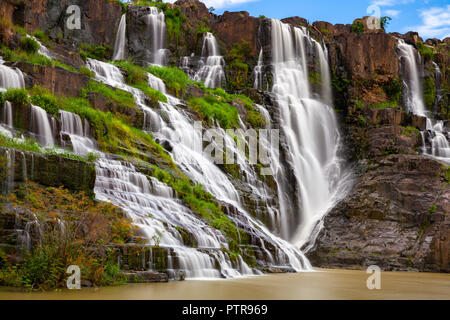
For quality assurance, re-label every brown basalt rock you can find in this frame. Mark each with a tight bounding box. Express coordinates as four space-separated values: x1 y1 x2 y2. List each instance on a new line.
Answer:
14 62 89 97
411 114 428 131
307 154 450 272
212 11 260 55
363 108 403 126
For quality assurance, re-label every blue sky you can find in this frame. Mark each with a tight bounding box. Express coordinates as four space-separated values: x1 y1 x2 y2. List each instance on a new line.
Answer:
165 0 450 39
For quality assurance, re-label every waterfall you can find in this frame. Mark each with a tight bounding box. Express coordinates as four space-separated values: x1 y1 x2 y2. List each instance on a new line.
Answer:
148 73 310 271
145 7 167 65
397 40 450 163
194 32 226 88
86 58 160 131
30 105 54 147
314 40 332 105
2 101 13 127
253 49 264 90
59 110 97 155
112 14 127 61
269 19 351 249
397 39 426 116
0 59 25 91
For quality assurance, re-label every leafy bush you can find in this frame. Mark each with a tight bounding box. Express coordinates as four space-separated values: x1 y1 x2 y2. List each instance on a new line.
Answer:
351 21 365 35
20 37 40 54
79 43 111 61
79 66 95 78
30 91 60 115
382 78 402 102
4 88 29 105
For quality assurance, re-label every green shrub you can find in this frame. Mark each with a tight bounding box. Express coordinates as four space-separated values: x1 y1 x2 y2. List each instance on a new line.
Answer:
382 78 402 102
30 93 60 116
20 37 40 54
351 21 365 35
4 88 29 105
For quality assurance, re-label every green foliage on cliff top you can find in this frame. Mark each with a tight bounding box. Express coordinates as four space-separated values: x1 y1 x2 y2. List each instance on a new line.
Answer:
1 88 29 106
0 182 138 290
351 21 365 35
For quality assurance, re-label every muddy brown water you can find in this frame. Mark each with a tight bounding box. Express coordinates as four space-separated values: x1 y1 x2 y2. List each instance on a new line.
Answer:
0 269 449 300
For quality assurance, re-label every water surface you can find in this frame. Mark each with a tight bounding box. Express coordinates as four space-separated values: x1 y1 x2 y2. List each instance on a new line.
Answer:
1 269 448 300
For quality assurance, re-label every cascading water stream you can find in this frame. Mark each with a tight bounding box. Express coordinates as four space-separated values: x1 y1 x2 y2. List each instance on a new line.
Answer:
59 110 97 155
397 39 450 163
253 49 264 90
147 73 310 271
145 7 167 65
86 58 161 131
112 14 127 61
30 105 54 147
0 58 25 91
269 19 351 249
194 32 226 88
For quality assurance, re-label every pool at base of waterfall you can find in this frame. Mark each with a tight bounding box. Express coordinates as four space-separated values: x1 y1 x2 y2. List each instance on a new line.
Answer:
0 269 448 300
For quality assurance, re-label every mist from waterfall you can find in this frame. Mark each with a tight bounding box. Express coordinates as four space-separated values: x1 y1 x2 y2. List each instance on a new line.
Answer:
269 19 352 249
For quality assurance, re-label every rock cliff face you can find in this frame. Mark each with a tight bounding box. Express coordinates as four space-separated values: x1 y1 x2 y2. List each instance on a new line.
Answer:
306 109 449 272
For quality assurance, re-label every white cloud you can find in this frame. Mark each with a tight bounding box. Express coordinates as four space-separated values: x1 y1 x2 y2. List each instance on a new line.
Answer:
164 0 259 9
385 9 401 17
371 0 414 7
406 5 450 39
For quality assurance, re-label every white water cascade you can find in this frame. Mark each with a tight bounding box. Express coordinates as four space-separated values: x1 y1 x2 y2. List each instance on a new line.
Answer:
59 110 97 155
112 14 127 61
397 39 450 163
194 32 226 88
145 7 167 65
253 49 264 90
0 58 25 91
147 73 310 272
269 19 351 249
397 39 426 116
30 105 54 147
86 58 160 131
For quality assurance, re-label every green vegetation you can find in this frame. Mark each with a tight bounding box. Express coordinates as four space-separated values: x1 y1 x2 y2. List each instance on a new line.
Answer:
382 78 402 103
188 95 239 128
403 126 419 137
0 182 138 290
147 65 191 96
380 16 392 30
81 80 136 110
423 77 436 108
351 21 365 35
309 71 322 86
113 60 167 103
0 88 29 106
368 101 397 109
78 43 111 61
226 41 251 91
416 41 434 61
20 37 40 54
205 88 265 128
